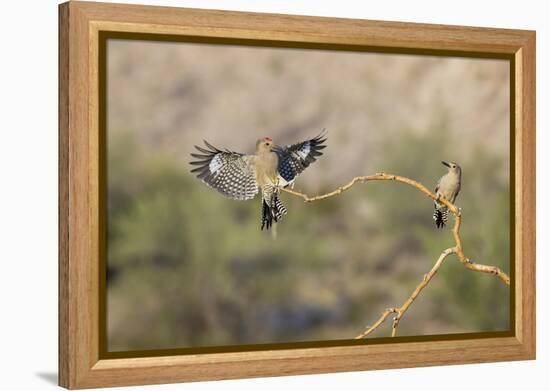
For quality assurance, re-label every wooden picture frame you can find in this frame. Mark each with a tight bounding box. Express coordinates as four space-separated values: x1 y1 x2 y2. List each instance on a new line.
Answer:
59 1 535 389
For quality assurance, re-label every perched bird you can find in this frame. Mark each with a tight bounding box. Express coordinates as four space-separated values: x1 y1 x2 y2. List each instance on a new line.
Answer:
433 161 462 228
189 131 327 230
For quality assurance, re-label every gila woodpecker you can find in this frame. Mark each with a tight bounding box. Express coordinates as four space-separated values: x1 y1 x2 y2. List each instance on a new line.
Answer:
190 131 327 230
433 161 462 228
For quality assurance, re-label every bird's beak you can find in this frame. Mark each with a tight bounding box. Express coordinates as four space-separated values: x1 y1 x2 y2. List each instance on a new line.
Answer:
441 161 451 168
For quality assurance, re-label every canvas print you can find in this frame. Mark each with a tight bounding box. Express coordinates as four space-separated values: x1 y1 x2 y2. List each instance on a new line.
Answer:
105 38 511 353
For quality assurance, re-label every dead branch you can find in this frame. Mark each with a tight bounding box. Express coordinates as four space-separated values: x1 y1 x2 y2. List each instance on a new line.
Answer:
279 172 510 338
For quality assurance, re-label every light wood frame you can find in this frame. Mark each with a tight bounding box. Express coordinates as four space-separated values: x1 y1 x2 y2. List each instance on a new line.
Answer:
59 1 536 389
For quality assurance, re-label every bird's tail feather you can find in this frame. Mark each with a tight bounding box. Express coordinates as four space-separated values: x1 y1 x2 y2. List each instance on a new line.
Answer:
261 193 287 231
433 204 449 228
261 199 271 230
273 195 287 221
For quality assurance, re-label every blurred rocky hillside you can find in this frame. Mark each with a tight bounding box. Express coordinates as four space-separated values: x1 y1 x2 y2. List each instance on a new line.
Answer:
108 40 509 190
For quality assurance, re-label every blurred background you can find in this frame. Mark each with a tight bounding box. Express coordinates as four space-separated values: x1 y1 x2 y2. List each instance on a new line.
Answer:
106 39 510 352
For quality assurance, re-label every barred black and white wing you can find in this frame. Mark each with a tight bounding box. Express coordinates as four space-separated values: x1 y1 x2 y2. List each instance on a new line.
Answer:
273 130 327 186
190 141 259 200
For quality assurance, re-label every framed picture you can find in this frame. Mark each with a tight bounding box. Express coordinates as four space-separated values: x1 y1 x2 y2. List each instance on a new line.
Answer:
59 1 535 389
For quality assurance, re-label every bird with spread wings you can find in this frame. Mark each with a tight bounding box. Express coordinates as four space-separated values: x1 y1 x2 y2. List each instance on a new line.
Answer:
190 131 327 230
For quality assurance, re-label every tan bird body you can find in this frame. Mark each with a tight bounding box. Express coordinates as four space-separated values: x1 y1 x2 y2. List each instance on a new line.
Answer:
433 161 462 228
250 139 279 189
250 138 287 229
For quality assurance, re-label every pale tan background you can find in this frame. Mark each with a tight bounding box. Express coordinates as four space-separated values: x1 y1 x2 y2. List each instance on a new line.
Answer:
106 39 510 351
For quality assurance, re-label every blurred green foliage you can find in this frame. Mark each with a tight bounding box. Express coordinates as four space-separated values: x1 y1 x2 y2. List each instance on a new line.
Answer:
107 126 510 352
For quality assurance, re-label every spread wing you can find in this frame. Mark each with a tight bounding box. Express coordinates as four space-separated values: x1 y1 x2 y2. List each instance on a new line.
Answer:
190 141 258 200
273 130 327 184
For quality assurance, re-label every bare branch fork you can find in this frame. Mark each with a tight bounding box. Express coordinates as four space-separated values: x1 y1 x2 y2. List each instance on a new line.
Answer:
280 173 510 338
